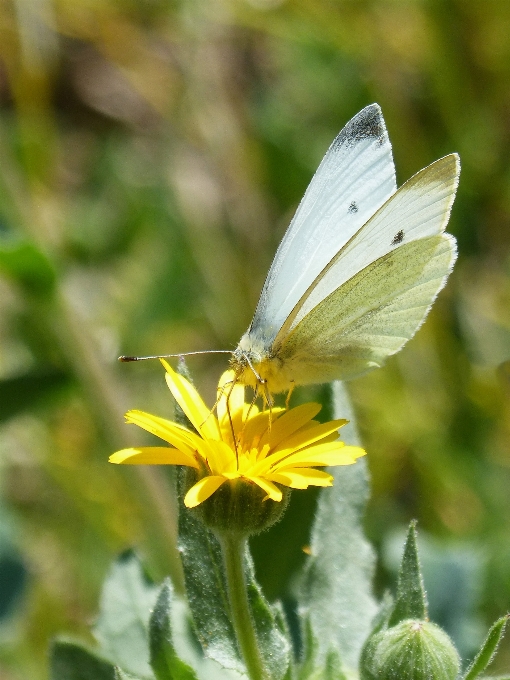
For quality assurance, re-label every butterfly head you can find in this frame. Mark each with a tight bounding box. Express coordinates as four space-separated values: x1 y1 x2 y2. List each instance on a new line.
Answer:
230 332 294 401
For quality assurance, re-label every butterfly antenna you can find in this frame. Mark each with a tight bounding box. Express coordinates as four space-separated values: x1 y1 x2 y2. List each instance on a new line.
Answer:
119 350 233 362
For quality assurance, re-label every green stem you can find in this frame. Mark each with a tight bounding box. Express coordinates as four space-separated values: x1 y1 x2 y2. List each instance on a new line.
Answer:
220 533 266 680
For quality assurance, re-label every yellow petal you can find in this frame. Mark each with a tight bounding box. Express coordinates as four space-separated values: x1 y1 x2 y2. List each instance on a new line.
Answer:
184 476 226 507
217 371 245 444
240 409 284 450
268 419 348 462
259 403 322 449
274 443 366 469
243 402 260 420
343 445 366 460
161 360 220 440
206 439 237 475
245 476 283 502
124 411 200 457
277 454 355 468
109 447 199 467
269 468 333 489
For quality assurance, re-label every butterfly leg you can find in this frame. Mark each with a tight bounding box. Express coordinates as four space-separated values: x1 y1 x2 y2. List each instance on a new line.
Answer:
285 382 295 411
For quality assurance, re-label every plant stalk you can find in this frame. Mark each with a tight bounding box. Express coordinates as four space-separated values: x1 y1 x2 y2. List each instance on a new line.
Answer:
220 533 266 680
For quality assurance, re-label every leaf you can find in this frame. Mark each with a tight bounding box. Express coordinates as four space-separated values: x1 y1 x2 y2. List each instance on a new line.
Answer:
115 669 144 680
298 382 377 672
94 550 159 679
149 579 198 680
178 480 290 678
0 240 56 297
50 640 116 680
178 497 244 674
463 615 509 680
245 550 291 680
388 521 427 626
298 618 348 680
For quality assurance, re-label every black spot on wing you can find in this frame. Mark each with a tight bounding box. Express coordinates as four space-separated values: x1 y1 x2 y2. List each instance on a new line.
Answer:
332 104 386 151
348 201 358 214
391 230 404 245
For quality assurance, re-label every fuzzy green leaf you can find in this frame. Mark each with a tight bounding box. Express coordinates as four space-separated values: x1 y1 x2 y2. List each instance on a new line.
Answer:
298 382 377 672
298 618 348 680
94 550 159 679
388 521 427 626
245 550 290 680
50 640 116 680
149 579 198 680
178 500 244 674
114 669 144 680
463 615 509 680
178 499 290 678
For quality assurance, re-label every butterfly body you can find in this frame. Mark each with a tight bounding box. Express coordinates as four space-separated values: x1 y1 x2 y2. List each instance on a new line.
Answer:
231 105 459 396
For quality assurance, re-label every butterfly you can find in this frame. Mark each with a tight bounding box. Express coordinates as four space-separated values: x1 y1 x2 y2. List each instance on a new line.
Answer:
230 104 459 398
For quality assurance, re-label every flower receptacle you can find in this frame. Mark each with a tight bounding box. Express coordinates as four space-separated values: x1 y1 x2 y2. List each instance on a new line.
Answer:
181 466 291 537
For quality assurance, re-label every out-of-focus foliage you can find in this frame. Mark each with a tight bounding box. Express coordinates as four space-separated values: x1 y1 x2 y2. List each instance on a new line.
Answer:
0 0 509 677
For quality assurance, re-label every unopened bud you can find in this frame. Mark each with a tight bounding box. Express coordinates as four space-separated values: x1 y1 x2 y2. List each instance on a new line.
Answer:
361 618 460 680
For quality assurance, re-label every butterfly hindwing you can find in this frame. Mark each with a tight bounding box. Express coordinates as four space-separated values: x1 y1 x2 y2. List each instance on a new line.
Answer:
274 234 456 386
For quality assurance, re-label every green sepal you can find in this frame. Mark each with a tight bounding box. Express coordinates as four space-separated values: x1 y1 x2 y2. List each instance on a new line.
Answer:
463 615 509 680
50 639 116 680
93 550 159 679
149 579 198 680
388 521 427 626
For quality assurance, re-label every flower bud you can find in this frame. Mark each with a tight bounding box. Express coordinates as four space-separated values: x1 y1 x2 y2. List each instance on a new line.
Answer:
361 619 460 680
181 466 291 536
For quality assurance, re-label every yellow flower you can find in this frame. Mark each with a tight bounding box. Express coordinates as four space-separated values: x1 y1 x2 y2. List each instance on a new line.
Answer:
110 360 366 509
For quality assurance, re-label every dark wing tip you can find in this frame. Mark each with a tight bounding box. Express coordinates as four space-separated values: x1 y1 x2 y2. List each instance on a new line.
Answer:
332 103 387 151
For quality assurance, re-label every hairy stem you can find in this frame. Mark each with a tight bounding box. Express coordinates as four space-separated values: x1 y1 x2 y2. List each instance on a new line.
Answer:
220 533 266 680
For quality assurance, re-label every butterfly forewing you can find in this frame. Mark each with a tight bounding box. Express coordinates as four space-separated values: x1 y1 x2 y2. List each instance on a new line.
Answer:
248 104 397 346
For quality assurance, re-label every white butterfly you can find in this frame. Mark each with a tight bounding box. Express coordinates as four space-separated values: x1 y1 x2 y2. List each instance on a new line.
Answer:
231 104 459 396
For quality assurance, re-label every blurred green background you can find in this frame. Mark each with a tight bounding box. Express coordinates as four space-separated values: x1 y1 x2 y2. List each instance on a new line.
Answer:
0 0 509 677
